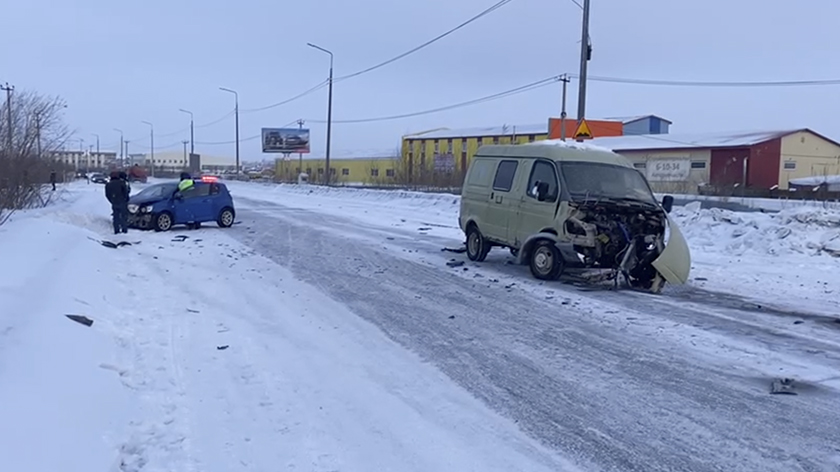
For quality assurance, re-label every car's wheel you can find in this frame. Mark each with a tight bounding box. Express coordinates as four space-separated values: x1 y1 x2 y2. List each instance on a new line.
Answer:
465 224 490 262
529 240 564 280
153 212 173 232
217 207 235 228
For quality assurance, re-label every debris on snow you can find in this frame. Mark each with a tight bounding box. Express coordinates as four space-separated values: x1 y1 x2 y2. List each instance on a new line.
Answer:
65 314 94 327
446 260 465 268
770 378 798 395
216 345 229 350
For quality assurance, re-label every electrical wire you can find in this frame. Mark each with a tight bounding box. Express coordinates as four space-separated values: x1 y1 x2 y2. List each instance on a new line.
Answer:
195 119 300 146
239 81 329 113
333 0 514 83
573 74 840 87
306 75 561 124
237 0 515 114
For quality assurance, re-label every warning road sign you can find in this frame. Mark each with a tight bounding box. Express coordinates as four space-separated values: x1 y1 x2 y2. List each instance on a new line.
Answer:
573 119 592 139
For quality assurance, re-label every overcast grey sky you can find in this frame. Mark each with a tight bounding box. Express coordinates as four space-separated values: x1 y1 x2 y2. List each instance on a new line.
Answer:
4 0 840 160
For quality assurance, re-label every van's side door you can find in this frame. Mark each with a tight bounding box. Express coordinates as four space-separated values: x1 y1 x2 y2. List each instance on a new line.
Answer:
514 159 561 247
483 159 520 243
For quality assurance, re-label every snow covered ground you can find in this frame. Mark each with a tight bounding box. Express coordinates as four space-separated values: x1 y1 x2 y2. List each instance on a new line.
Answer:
226 181 840 317
0 182 573 471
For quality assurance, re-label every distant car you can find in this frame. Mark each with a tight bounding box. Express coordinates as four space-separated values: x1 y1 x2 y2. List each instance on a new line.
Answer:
126 176 236 231
283 135 308 149
90 173 108 184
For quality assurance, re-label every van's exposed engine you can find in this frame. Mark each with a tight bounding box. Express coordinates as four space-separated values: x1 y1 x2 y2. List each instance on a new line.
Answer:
564 201 667 291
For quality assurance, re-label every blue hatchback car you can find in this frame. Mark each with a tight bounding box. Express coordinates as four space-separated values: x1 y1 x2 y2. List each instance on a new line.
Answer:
127 178 236 231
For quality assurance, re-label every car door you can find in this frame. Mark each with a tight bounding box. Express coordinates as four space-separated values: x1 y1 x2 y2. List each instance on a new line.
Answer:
174 184 209 223
513 159 562 247
187 183 214 222
483 159 520 244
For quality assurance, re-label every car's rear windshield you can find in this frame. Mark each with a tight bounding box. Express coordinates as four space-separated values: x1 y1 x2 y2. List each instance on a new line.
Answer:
136 183 177 199
560 161 657 204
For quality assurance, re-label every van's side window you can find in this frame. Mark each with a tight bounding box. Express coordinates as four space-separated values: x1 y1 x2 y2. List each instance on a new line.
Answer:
527 160 559 201
492 160 518 191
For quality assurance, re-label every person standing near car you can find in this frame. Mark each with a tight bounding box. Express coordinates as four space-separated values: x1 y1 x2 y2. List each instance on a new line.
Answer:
105 171 129 234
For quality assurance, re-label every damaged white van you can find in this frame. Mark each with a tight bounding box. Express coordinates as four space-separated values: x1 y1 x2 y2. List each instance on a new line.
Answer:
458 141 691 293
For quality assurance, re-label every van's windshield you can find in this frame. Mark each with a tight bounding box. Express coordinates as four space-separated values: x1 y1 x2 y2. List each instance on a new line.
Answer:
560 162 657 205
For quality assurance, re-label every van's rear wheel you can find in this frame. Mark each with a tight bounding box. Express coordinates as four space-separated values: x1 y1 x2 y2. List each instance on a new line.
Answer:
529 240 563 280
466 225 490 262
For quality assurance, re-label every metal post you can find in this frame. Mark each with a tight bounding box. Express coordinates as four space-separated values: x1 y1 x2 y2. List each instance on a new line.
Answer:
576 0 591 123
560 74 570 140
92 133 99 153
307 43 334 185
114 128 123 166
125 140 130 166
1 83 14 153
297 118 305 180
219 88 239 174
179 109 194 155
142 121 154 177
35 111 42 158
182 140 188 166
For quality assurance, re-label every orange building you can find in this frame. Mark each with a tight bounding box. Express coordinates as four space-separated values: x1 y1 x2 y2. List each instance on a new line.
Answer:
548 118 624 139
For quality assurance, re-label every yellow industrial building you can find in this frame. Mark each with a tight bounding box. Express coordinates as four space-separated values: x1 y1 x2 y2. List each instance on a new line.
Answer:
274 149 400 185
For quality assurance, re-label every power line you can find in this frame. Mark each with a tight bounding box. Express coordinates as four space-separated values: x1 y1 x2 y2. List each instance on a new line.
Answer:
237 0 514 115
306 75 560 124
574 74 840 87
240 81 329 113
195 119 299 145
334 0 514 83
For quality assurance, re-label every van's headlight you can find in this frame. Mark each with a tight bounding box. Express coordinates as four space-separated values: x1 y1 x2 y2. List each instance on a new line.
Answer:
127 204 138 213
141 205 154 213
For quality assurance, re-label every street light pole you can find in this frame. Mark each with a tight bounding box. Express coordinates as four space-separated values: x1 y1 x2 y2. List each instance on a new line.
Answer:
179 108 194 156
34 111 42 158
219 88 239 175
576 0 591 124
114 128 124 166
142 120 154 177
1 82 14 153
307 42 333 185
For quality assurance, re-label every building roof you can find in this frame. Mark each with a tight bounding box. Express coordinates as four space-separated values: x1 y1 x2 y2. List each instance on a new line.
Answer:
403 115 673 140
601 114 673 125
589 128 840 152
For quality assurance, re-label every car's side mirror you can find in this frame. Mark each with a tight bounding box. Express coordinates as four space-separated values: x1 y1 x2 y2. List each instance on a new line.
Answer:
661 195 674 213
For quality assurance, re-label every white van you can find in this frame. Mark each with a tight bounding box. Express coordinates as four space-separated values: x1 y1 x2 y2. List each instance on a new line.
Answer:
458 141 691 293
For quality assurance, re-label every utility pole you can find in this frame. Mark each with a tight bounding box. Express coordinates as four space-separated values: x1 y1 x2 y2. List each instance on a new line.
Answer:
576 0 591 124
179 109 194 156
297 118 305 180
560 74 570 140
125 140 130 166
142 121 154 177
34 111 42 158
219 88 239 175
1 83 14 153
114 128 124 166
182 140 189 166
307 43 333 185
92 133 99 153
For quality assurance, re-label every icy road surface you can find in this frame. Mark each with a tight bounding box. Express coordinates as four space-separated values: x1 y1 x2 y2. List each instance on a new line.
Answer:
0 184 572 472
229 187 840 472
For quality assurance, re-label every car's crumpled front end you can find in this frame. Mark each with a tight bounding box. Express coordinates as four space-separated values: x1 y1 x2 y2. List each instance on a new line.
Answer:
126 202 157 230
563 199 691 293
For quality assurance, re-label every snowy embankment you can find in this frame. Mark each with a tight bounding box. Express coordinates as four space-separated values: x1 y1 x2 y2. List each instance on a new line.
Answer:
0 182 572 471
227 181 840 315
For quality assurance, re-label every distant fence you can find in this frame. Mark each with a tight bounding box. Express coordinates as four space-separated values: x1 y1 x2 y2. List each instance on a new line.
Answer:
698 185 840 201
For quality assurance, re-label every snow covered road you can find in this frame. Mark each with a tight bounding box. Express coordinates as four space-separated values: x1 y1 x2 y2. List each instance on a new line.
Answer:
0 184 573 472
228 183 840 472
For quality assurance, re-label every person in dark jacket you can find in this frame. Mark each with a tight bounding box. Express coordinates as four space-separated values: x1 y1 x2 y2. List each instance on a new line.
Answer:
105 171 130 234
49 170 57 191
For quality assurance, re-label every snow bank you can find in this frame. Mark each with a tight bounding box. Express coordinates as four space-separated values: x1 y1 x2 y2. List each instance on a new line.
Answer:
672 202 840 257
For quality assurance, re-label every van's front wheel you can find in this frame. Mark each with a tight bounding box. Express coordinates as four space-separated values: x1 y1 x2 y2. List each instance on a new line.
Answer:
529 240 563 280
466 225 490 262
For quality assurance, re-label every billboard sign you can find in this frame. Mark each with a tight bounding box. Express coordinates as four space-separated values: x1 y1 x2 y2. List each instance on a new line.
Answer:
262 127 310 153
645 158 691 182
